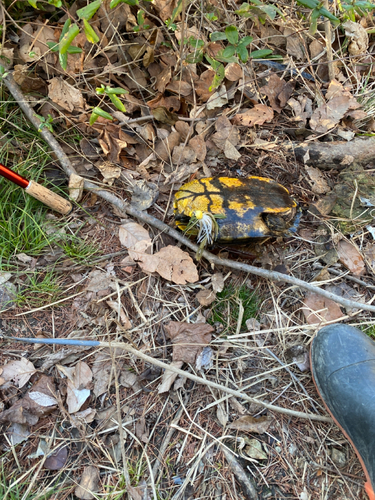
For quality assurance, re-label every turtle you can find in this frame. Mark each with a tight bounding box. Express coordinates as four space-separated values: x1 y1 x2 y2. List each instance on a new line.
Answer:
174 176 300 256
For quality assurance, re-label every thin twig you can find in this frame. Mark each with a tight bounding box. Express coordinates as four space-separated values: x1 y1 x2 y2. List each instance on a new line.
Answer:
4 73 375 313
324 0 335 82
7 336 332 422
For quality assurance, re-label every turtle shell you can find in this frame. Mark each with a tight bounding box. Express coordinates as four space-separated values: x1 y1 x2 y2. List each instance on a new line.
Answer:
174 176 300 243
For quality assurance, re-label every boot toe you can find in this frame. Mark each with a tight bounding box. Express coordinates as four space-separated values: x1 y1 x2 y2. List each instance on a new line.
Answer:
311 324 375 499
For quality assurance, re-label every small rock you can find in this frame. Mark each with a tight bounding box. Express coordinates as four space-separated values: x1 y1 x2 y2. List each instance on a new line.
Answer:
331 448 346 468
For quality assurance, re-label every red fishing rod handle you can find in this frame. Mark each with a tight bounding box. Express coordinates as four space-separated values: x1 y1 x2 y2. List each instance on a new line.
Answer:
0 163 30 188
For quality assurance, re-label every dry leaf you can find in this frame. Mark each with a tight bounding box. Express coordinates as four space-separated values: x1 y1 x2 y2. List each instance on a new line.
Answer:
285 28 305 60
337 240 366 276
158 360 183 393
128 245 199 285
119 222 152 250
130 180 159 211
0 375 57 425
364 243 375 271
75 466 100 500
211 273 224 293
135 416 149 443
302 292 344 325
96 162 121 185
69 173 84 202
196 289 216 306
260 74 294 113
155 66 172 93
164 321 213 364
305 167 330 195
86 270 116 293
232 105 273 127
92 123 130 163
92 348 126 397
154 130 181 162
166 80 192 96
153 0 176 21
48 78 85 112
245 439 268 460
227 415 272 433
212 115 240 160
195 69 215 102
225 63 243 82
310 80 361 134
343 20 368 55
44 446 68 471
206 85 228 110
0 358 36 389
217 403 228 427
188 135 207 161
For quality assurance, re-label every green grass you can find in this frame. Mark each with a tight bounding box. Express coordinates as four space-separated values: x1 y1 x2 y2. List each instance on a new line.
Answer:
0 464 58 500
209 283 259 335
15 270 62 308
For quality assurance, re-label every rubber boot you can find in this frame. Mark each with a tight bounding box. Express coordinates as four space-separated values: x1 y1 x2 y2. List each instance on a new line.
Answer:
311 324 375 500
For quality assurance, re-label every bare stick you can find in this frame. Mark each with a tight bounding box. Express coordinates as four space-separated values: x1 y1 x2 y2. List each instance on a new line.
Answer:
6 336 332 422
4 73 375 313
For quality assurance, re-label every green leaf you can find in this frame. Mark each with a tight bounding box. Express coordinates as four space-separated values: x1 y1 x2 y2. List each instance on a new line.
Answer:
83 18 99 43
240 35 253 47
96 85 106 94
109 93 126 112
137 10 145 25
210 64 225 91
59 52 68 70
205 55 222 71
60 19 71 40
77 0 102 20
237 43 249 62
91 107 113 120
110 0 138 7
249 48 273 59
309 7 320 35
296 0 319 8
48 0 62 6
185 51 203 64
67 46 83 54
105 87 129 94
225 25 238 45
89 113 99 126
28 0 38 8
170 0 182 22
47 41 59 52
222 45 236 58
210 31 227 41
259 4 279 20
59 24 80 54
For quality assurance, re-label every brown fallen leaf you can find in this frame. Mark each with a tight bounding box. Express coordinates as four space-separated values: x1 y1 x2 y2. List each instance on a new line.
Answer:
119 222 152 250
302 292 344 325
225 63 243 82
75 466 100 500
151 106 179 125
48 78 85 113
155 66 172 93
0 358 36 389
92 348 126 397
343 20 368 55
92 123 130 163
164 321 213 364
245 439 268 460
227 415 272 433
305 166 330 195
211 273 225 293
196 289 216 306
364 243 375 272
128 245 199 285
260 74 295 113
158 360 183 394
212 115 241 160
195 69 215 102
0 375 57 425
153 0 176 21
337 240 366 276
69 173 84 202
45 446 68 471
64 361 92 414
232 105 274 127
166 80 192 96
310 80 362 134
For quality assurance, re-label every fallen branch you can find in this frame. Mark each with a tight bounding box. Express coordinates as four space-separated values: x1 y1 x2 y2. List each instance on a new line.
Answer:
285 137 375 170
5 336 332 422
4 73 375 313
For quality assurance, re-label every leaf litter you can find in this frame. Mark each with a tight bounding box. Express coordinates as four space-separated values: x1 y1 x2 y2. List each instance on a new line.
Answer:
2 0 375 498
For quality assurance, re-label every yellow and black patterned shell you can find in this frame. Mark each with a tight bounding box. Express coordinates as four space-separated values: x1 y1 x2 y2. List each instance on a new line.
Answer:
174 176 300 243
